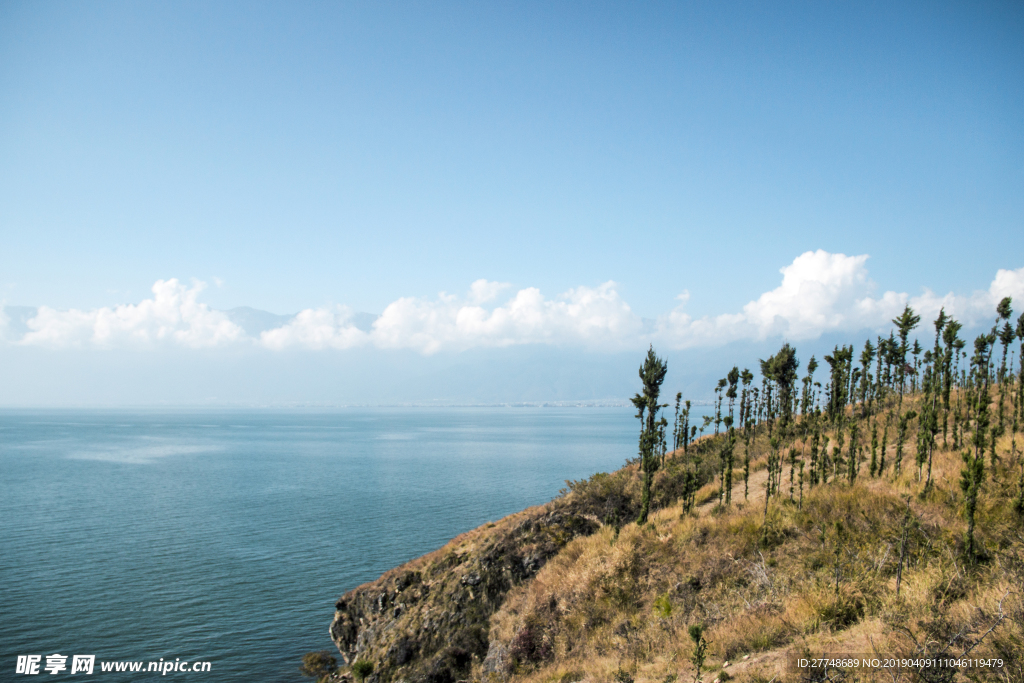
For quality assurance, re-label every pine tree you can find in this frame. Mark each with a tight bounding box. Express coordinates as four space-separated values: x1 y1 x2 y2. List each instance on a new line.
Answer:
688 624 708 683
996 298 1015 436
824 345 853 422
631 346 668 525
894 410 916 476
942 319 963 412
879 416 889 474
875 334 886 405
869 421 878 476
722 432 736 505
892 305 922 409
759 360 775 435
743 431 751 501
923 401 938 490
673 392 683 451
997 297 1014 379
682 400 692 453
801 356 818 417
884 331 897 393
760 343 800 433
832 428 845 482
714 378 726 436
911 339 922 393
726 366 739 429
961 380 988 562
847 422 859 484
809 428 820 486
739 368 754 431
820 434 830 484
1017 313 1024 429
798 460 805 509
971 331 998 466
764 436 779 518
859 340 876 417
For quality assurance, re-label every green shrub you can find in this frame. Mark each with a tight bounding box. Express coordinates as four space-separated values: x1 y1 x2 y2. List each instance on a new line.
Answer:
653 592 673 618
614 667 635 683
817 593 864 631
299 651 337 682
565 471 638 522
352 659 374 682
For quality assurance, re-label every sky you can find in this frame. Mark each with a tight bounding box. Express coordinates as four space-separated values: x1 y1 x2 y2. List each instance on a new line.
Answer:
1 1 1022 406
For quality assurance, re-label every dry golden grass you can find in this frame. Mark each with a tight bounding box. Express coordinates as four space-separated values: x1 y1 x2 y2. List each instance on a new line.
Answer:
475 390 1024 683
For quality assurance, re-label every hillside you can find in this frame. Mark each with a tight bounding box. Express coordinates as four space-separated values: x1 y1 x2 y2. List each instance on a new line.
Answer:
483 396 1024 683
314 330 1024 683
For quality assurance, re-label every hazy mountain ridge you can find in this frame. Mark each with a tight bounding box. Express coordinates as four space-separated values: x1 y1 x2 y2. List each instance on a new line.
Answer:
0 304 1011 408
1 306 38 339
223 306 295 336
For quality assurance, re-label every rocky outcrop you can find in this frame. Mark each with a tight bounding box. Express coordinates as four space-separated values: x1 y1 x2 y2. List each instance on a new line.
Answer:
327 461 679 683
330 499 605 683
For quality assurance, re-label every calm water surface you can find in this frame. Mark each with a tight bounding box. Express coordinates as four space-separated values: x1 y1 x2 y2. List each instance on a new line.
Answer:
1 408 639 681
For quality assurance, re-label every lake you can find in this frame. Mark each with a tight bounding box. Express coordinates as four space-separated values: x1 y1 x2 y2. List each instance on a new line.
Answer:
1 407 652 681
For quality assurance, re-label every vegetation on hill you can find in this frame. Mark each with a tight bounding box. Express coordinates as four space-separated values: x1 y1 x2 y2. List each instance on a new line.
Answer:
312 299 1024 683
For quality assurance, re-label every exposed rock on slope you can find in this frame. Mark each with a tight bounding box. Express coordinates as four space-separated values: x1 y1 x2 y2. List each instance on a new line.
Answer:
330 498 609 683
329 457 714 683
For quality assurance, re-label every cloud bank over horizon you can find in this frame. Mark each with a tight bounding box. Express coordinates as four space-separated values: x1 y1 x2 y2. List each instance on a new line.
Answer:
4 251 1022 354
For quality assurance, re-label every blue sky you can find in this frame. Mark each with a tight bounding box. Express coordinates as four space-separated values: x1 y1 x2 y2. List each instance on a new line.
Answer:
1 1 1022 405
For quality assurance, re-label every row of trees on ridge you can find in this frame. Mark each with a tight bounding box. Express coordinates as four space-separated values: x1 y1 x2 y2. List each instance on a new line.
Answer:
631 298 1024 561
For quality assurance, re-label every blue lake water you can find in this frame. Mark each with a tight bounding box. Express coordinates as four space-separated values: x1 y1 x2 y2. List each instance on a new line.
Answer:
1 407 653 681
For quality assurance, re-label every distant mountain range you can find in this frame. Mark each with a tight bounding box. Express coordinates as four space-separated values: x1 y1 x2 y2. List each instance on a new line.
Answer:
2 306 37 339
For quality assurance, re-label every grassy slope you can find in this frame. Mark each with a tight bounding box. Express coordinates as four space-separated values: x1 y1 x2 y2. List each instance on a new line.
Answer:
480 391 1024 683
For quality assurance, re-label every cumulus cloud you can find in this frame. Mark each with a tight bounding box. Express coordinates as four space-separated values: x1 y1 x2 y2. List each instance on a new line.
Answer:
387 280 640 353
907 267 1024 329
656 250 901 347
259 306 369 350
266 280 640 354
655 251 1024 348
468 279 510 304
7 254 1023 353
17 279 244 348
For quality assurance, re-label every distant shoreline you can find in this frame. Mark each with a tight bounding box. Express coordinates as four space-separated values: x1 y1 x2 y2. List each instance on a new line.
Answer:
0 400 715 411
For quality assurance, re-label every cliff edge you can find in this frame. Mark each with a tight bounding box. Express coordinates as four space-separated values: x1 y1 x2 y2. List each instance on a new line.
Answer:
329 465 650 683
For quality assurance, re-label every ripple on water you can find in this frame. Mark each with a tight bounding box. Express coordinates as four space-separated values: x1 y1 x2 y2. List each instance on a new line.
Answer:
0 407 644 682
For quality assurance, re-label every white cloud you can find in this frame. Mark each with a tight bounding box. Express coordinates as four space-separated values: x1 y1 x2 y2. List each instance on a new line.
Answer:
18 279 244 348
8 255 1023 353
259 306 369 351
743 251 884 336
654 251 1024 348
907 266 1024 329
269 280 641 354
468 279 510 304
